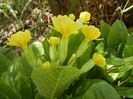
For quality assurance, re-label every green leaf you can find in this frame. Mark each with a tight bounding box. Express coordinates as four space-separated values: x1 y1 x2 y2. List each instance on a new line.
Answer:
95 42 105 54
66 33 84 63
120 69 132 81
124 45 133 57
107 56 133 67
126 34 133 45
0 8 9 18
124 34 133 57
117 87 133 98
14 73 35 99
106 58 125 66
0 80 21 99
100 20 111 47
8 50 36 99
32 66 80 99
0 92 7 99
107 20 128 50
66 32 92 67
106 56 133 74
43 37 50 60
0 53 12 75
73 80 121 99
0 48 17 76
35 92 45 99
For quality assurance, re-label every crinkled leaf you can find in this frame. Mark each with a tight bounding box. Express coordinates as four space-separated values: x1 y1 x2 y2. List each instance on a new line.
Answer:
32 66 80 99
0 80 21 99
73 80 120 99
117 87 133 98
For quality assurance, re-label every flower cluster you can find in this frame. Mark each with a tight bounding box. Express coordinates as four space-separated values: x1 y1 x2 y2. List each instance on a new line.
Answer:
7 11 106 69
50 11 106 67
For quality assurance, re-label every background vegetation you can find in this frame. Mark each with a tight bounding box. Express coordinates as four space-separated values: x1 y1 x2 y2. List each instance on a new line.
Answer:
0 0 133 45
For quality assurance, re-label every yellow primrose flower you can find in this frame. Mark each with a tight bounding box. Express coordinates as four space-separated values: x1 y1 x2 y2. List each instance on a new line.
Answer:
79 11 91 22
7 30 31 49
82 25 101 41
52 15 81 37
93 53 106 67
42 61 51 69
69 14 75 20
48 37 60 46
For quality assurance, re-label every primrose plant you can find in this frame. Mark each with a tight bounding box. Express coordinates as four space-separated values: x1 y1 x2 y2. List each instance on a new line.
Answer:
7 11 106 99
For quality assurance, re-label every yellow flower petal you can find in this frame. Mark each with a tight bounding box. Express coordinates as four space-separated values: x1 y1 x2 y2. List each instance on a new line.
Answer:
52 15 68 34
93 53 106 67
79 11 91 22
48 37 60 46
69 14 75 20
7 30 31 49
52 15 81 37
82 25 101 40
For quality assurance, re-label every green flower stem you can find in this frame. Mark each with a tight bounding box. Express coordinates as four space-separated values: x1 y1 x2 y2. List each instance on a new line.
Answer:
50 45 58 66
68 53 76 64
80 59 96 74
68 53 77 66
58 37 69 65
23 47 39 67
68 59 76 67
68 39 91 67
76 39 90 58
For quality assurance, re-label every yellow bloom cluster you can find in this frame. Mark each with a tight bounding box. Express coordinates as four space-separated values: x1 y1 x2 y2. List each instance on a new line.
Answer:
7 30 31 49
93 53 106 67
48 37 60 46
51 12 102 63
52 15 81 38
52 12 100 41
